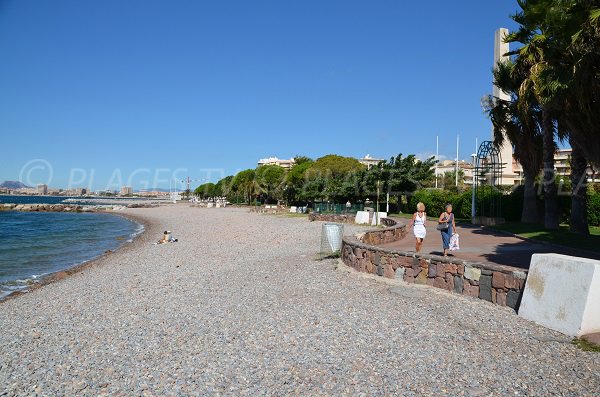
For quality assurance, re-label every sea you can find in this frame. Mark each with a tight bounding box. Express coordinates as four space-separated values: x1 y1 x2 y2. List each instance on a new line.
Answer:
0 195 143 299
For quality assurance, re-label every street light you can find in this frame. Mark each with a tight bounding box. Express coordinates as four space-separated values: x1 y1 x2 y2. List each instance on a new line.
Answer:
471 153 477 220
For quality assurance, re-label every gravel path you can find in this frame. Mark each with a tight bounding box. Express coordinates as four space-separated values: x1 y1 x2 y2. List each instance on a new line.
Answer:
1 205 598 396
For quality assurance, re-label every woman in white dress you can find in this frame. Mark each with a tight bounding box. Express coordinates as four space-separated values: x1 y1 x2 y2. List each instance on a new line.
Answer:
409 202 427 253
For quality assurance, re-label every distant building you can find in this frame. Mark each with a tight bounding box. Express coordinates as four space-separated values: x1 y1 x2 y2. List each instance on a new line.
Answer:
257 157 295 169
120 186 133 196
358 154 384 169
37 184 48 195
434 160 475 186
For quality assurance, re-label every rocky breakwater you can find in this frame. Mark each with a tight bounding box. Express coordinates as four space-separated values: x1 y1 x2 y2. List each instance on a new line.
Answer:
1 202 158 213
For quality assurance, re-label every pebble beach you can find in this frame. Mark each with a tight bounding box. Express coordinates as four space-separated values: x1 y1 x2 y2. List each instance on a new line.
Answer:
0 205 598 396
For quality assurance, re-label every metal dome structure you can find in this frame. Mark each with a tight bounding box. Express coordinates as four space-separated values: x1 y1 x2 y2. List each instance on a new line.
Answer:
473 141 503 219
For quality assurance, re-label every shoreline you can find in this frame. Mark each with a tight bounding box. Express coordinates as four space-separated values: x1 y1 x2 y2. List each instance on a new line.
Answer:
0 208 157 303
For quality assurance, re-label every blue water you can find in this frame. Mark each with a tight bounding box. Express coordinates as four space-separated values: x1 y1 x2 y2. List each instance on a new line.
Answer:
0 195 69 205
0 195 155 205
0 211 143 298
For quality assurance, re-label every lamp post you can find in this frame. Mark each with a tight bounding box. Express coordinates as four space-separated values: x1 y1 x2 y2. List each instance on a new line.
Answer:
471 152 477 220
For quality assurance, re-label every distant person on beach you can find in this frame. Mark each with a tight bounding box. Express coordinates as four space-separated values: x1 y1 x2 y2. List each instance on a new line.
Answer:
409 202 426 253
157 231 170 244
157 230 178 244
438 204 456 256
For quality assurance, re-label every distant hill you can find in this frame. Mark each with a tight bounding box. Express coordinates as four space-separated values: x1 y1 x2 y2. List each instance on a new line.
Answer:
0 181 31 189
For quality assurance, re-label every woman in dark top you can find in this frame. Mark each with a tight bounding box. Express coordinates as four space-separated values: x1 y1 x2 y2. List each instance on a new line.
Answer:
438 204 456 256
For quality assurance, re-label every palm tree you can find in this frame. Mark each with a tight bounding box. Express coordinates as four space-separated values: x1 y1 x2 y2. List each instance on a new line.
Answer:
506 0 571 230
487 60 543 224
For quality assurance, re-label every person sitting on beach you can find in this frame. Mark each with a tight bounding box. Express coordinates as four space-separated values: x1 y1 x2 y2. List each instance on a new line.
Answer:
167 230 178 243
157 231 170 244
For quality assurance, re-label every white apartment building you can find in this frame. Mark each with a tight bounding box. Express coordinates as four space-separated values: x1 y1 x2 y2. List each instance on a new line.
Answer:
257 157 295 169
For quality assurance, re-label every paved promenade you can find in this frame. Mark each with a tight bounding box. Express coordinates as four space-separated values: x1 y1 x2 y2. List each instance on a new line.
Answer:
382 222 600 269
1 206 598 396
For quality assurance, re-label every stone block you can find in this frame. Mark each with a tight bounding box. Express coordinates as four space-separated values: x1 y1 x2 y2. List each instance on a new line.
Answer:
373 253 381 266
457 264 464 275
479 275 493 302
434 277 447 290
428 263 437 278
496 290 507 306
519 254 600 336
482 269 493 276
464 266 481 281
507 290 520 309
492 272 506 289
395 267 405 280
377 265 384 277
355 211 371 225
453 276 464 294
505 272 526 290
463 283 479 298
405 268 415 278
415 268 428 285
445 273 455 291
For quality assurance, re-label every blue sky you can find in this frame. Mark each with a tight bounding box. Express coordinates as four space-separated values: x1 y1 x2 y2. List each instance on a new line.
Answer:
0 0 520 190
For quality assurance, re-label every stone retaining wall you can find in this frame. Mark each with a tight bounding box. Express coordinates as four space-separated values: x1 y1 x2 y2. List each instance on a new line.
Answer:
307 213 356 223
342 221 528 309
357 217 407 245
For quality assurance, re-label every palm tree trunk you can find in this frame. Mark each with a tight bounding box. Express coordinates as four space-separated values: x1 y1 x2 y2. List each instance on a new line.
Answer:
542 108 559 230
569 138 589 235
521 168 539 223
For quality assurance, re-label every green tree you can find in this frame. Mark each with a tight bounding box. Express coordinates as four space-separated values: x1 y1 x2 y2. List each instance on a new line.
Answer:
506 0 600 234
194 183 216 199
286 159 314 205
231 169 258 204
255 165 286 204
215 175 234 198
365 154 436 213
302 155 365 204
507 0 566 230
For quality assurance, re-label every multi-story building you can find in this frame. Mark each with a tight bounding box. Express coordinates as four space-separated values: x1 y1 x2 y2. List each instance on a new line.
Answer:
37 184 48 195
120 186 133 196
434 160 475 186
257 157 295 169
358 154 384 169
483 148 598 186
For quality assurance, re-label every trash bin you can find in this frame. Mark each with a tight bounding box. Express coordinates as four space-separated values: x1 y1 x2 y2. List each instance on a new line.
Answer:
320 223 344 258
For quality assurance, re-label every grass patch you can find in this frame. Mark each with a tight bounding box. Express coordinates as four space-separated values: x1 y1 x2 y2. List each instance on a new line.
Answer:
489 223 600 252
572 338 600 352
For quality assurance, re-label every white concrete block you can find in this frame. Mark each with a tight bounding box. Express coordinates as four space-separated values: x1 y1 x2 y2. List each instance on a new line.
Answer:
519 253 600 337
290 206 297 213
355 211 370 225
371 212 387 225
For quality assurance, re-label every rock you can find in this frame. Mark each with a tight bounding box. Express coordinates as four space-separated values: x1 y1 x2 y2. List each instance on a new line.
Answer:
394 267 405 280
507 290 520 309
479 275 493 302
496 290 507 306
492 272 505 289
464 266 481 281
504 273 525 290
453 276 464 294
463 283 479 297
428 263 437 278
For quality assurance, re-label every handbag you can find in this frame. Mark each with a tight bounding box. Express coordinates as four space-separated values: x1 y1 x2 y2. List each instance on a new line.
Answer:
436 213 452 231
